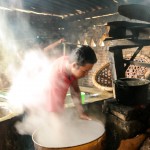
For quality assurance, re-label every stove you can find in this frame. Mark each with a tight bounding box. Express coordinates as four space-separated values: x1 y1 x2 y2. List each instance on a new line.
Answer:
103 99 150 150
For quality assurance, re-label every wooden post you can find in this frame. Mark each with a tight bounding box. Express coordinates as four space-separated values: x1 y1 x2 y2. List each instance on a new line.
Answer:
63 43 66 55
108 51 117 98
110 48 126 79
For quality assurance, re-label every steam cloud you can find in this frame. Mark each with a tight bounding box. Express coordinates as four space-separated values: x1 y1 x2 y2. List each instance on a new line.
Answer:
0 0 67 140
0 2 79 147
0 1 105 149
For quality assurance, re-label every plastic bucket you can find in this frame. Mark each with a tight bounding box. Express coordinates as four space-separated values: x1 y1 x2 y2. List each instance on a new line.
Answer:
66 92 85 104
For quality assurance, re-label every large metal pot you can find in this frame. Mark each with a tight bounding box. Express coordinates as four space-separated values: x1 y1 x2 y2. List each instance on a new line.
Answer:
32 120 105 150
114 78 150 106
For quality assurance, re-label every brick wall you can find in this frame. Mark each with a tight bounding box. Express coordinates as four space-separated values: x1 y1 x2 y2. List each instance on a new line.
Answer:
27 13 150 88
61 14 150 88
79 46 150 88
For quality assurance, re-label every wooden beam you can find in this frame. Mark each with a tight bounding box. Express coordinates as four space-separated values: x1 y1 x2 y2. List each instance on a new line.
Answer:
64 6 118 22
124 60 150 68
61 13 132 31
109 48 125 78
107 21 150 28
105 39 150 47
106 21 150 39
109 45 140 50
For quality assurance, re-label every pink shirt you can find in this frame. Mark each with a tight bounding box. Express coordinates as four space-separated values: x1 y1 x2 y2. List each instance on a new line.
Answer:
45 56 76 112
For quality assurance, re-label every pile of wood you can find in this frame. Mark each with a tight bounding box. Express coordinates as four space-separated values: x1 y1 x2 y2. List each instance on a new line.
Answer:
118 134 146 150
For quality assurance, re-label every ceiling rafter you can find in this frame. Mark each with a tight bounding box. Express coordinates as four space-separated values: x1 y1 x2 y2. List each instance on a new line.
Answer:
0 0 149 18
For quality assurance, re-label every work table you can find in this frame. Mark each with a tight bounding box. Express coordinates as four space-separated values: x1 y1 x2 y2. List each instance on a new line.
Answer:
65 86 113 108
0 86 113 121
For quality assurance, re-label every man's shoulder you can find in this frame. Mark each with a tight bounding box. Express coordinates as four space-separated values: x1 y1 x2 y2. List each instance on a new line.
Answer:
55 55 68 62
51 56 68 71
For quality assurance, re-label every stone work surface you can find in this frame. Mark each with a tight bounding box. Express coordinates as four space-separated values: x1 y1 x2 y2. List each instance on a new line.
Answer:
104 100 150 150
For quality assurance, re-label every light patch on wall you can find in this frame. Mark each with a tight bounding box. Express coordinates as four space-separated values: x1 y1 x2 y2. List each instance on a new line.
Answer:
92 16 101 19
76 9 85 14
0 6 63 18
85 18 91 20
101 41 105 47
83 39 88 45
68 14 75 16
91 39 96 47
92 12 118 19
77 40 81 47
113 0 118 3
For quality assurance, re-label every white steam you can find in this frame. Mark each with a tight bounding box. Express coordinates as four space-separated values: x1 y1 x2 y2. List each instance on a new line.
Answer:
6 49 105 148
7 50 52 110
0 1 105 148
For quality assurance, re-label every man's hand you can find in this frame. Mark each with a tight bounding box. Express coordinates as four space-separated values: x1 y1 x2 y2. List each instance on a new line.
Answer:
79 112 92 120
59 38 65 44
44 38 65 52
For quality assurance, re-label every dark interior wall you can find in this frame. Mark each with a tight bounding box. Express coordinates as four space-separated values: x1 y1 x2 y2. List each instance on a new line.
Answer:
25 12 150 87
1 11 64 49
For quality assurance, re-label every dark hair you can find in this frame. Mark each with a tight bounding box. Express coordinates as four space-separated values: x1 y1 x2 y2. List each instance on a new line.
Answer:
69 45 97 66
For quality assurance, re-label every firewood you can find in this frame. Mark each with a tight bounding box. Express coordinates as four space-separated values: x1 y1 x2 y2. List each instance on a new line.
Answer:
140 137 150 150
118 134 147 150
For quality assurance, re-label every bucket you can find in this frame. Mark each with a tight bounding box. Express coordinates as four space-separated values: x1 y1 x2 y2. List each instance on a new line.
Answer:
81 92 85 104
114 78 150 106
66 92 85 104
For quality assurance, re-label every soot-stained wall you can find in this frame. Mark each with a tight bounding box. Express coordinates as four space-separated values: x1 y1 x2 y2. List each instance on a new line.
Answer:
4 11 150 89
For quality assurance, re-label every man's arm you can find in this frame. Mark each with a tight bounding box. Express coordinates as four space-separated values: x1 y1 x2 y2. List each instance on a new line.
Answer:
43 38 65 53
70 80 91 120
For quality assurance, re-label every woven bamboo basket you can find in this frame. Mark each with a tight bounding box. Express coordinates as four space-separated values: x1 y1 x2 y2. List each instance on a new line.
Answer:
92 54 150 92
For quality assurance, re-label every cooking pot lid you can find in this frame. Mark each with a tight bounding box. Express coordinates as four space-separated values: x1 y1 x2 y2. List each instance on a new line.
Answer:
118 4 150 22
114 78 150 86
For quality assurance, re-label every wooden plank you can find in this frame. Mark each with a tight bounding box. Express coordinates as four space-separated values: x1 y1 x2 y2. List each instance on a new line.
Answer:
106 21 150 39
109 45 140 50
105 39 150 47
118 134 147 150
140 137 150 150
107 21 150 27
124 60 150 68
108 51 117 80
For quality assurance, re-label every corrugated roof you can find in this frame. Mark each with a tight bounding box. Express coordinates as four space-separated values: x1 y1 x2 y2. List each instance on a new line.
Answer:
0 0 150 18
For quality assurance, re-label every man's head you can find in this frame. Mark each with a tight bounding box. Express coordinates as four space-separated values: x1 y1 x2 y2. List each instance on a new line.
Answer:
69 45 97 79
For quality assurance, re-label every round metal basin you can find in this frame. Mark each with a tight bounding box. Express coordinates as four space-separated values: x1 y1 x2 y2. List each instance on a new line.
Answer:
32 120 105 150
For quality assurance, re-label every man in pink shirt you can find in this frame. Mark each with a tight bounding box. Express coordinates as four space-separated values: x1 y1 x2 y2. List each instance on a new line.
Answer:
45 45 97 120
